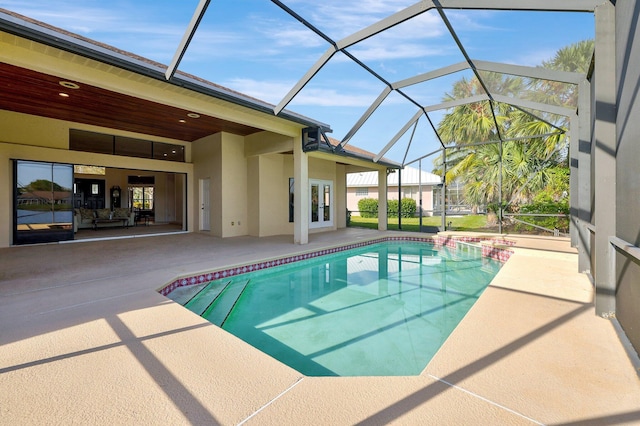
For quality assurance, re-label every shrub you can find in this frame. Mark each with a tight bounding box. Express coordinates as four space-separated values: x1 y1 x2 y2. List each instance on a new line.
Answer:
387 199 399 217
517 201 569 233
357 198 378 218
401 198 416 218
388 198 417 218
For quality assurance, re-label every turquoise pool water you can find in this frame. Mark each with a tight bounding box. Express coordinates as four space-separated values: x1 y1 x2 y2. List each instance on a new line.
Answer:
170 242 501 376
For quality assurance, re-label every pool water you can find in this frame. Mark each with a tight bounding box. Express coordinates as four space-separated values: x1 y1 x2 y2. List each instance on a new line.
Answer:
171 242 502 376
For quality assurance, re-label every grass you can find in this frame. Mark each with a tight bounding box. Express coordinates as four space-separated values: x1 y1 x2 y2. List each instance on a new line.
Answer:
348 214 489 232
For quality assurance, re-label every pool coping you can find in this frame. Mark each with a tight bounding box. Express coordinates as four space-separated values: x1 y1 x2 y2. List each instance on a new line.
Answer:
159 234 516 297
3 230 640 425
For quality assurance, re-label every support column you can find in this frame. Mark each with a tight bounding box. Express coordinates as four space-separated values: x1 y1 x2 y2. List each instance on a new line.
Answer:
294 134 309 244
569 112 579 247
593 1 616 316
441 148 447 231
378 169 388 231
498 141 503 234
398 169 402 230
577 80 592 273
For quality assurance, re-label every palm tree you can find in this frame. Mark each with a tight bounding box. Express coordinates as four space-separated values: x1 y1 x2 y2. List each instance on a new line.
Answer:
433 40 593 213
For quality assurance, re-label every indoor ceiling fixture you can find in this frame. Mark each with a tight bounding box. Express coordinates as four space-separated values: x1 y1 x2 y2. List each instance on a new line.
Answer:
187 112 200 118
59 81 79 89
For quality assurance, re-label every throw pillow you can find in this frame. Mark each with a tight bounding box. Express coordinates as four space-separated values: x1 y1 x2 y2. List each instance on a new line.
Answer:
96 209 111 219
80 208 94 220
113 208 129 218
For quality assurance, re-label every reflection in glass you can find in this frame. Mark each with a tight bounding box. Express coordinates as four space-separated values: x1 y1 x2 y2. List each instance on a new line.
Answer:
289 178 294 223
311 184 319 222
15 160 73 244
323 184 331 222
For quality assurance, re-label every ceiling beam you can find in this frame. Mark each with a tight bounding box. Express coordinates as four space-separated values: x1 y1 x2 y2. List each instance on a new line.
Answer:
492 94 575 117
473 60 584 84
392 61 469 89
340 86 393 147
165 0 211 80
423 94 490 112
374 110 424 162
438 0 601 12
274 47 337 115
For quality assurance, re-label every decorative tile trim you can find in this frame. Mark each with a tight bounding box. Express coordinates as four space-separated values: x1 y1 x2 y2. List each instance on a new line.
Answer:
159 235 513 296
482 244 515 262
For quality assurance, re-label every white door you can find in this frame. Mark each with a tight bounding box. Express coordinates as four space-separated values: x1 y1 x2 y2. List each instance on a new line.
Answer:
310 179 333 228
199 178 210 231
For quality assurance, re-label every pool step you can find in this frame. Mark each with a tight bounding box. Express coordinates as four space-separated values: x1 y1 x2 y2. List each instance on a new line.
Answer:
167 282 209 305
202 279 250 327
184 280 231 316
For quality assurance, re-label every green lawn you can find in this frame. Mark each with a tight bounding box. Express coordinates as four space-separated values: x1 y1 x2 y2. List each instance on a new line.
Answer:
348 214 488 232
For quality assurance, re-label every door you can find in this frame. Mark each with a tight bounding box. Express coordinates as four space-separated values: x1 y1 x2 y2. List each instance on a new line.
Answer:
74 178 105 209
310 179 333 228
199 178 210 231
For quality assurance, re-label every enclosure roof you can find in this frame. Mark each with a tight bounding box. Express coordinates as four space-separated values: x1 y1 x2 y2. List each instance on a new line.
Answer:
347 166 441 187
0 2 598 165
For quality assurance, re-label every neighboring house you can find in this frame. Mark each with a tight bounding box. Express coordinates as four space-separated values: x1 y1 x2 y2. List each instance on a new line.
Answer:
347 166 441 216
0 10 399 247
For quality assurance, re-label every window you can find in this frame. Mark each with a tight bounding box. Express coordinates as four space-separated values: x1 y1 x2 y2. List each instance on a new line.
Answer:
74 165 105 175
355 188 368 196
128 176 155 211
130 186 154 210
70 129 185 162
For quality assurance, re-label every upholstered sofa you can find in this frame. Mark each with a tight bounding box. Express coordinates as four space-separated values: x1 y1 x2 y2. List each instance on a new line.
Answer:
74 208 135 232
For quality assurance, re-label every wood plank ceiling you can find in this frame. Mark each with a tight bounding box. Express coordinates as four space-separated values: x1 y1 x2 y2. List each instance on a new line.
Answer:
0 62 262 141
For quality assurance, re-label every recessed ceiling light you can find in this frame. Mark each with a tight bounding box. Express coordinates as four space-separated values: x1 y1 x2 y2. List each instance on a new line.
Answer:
59 92 70 98
59 81 80 89
187 113 200 119
179 119 186 123
171 150 176 154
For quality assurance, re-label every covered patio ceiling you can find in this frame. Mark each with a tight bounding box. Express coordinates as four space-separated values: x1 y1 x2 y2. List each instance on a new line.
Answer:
0 61 262 142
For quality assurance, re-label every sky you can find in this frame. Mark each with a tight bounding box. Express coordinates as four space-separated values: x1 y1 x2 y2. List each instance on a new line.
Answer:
0 1 595 167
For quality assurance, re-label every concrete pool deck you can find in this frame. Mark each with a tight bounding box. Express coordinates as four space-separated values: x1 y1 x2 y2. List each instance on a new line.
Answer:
1 229 639 425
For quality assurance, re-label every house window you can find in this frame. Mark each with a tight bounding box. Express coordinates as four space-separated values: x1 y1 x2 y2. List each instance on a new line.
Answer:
70 129 185 162
130 186 154 210
355 188 368 196
128 175 155 211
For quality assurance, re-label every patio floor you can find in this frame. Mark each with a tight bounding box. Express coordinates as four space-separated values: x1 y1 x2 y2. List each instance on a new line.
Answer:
1 229 639 425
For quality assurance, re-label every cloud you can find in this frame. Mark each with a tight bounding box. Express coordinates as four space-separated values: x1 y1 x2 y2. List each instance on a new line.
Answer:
224 77 387 108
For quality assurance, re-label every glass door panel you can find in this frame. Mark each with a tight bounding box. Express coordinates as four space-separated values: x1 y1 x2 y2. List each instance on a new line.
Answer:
323 184 331 222
309 180 333 228
14 160 74 245
311 183 319 223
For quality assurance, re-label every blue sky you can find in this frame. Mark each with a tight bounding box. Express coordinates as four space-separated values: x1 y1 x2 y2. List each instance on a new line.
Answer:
1 1 595 165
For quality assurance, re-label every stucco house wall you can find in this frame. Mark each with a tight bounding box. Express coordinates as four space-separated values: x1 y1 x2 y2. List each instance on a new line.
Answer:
346 167 441 217
0 15 393 247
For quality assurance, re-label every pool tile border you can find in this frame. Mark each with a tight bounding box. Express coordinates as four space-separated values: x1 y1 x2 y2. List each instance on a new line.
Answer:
159 235 515 297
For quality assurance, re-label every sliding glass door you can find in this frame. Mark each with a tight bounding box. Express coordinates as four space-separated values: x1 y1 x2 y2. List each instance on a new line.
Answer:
14 160 74 245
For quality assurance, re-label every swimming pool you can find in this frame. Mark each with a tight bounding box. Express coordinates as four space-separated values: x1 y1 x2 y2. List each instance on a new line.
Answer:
166 240 503 376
